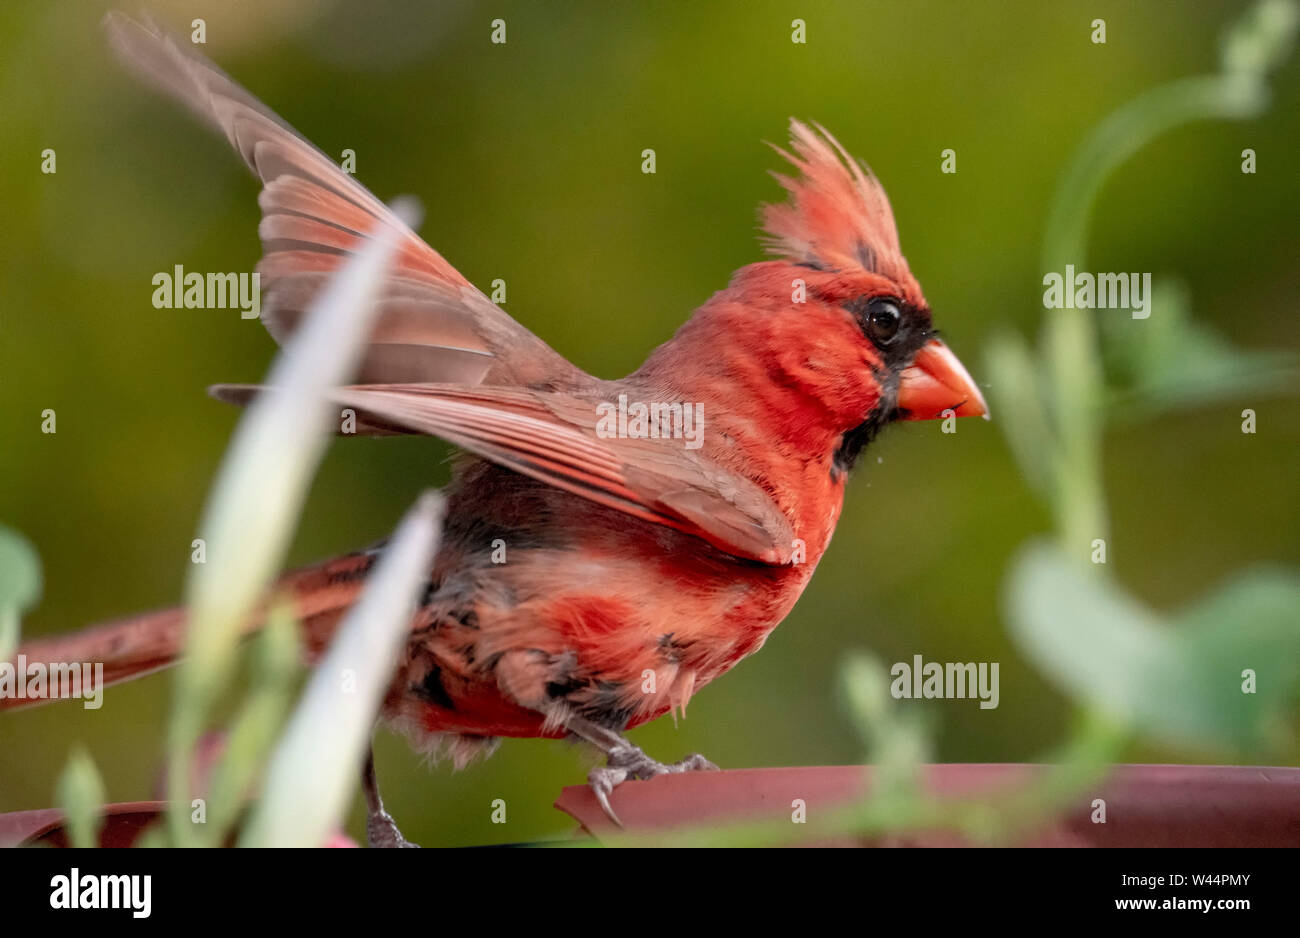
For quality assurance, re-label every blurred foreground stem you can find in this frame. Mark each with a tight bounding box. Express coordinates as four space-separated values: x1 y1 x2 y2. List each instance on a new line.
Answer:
1038 0 1296 560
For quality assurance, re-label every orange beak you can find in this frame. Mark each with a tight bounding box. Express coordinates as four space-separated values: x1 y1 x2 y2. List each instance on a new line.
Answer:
896 339 989 421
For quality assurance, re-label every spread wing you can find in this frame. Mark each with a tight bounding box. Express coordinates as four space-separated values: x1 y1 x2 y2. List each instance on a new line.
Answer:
211 382 795 565
109 13 795 566
104 11 576 389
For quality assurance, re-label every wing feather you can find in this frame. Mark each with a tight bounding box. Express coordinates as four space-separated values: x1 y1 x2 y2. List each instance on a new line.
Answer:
104 11 576 388
210 382 794 564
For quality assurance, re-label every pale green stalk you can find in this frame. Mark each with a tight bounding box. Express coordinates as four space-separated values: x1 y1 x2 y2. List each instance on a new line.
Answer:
166 199 421 844
240 493 445 848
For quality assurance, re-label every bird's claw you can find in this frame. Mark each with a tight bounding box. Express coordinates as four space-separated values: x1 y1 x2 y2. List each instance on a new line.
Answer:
586 746 719 826
587 765 630 827
366 807 420 848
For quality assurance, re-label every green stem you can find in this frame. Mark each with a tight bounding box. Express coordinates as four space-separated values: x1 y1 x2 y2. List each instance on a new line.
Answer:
1040 73 1267 563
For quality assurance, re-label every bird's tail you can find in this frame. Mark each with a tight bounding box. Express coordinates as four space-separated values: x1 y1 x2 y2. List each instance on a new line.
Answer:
1 551 379 712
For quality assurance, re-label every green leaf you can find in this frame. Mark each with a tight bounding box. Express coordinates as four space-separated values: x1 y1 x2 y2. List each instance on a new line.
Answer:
983 333 1056 499
240 493 445 848
0 526 42 661
1174 568 1300 750
166 199 420 845
55 747 106 849
1007 542 1300 751
199 601 301 845
1103 279 1296 420
839 652 930 797
1221 0 1300 75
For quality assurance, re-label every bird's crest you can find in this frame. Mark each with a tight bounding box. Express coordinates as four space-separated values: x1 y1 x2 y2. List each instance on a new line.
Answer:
761 120 917 291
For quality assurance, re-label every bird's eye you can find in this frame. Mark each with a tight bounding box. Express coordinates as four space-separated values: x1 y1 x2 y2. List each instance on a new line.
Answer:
864 297 902 346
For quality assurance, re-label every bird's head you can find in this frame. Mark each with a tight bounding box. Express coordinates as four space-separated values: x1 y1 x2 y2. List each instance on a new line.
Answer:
752 120 988 472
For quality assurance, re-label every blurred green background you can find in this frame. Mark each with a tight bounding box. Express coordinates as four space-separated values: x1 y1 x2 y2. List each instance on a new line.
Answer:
1 0 1297 846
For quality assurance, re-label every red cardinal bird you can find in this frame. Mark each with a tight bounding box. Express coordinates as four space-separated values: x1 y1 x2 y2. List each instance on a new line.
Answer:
12 13 987 841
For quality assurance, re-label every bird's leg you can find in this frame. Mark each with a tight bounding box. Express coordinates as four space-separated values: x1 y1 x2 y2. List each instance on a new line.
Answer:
564 714 719 826
362 746 419 848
